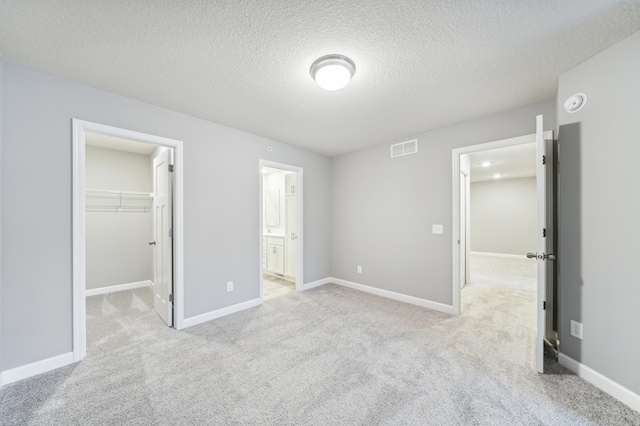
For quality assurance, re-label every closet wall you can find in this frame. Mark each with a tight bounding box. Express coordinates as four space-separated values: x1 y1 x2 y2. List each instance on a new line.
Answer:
85 146 153 291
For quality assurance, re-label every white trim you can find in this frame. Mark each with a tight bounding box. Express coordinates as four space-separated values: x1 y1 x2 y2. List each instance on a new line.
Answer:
451 130 552 316
559 353 640 413
72 120 186 363
332 278 456 315
470 251 527 260
85 280 153 297
301 277 332 291
258 160 304 302
2 352 74 385
182 298 262 328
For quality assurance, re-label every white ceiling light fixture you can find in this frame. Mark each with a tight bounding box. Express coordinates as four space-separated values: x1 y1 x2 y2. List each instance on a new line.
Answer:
310 54 356 91
493 173 501 179
481 161 491 167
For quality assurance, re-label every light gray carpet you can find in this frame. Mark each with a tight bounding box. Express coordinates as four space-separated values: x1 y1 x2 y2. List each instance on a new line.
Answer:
1 282 639 425
470 253 537 292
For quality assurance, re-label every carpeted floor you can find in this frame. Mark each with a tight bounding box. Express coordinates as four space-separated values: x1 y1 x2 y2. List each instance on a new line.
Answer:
470 253 537 292
1 282 638 425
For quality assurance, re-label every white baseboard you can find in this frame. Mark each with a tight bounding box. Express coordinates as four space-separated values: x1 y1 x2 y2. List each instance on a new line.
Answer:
331 278 456 315
182 297 262 329
2 352 75 386
85 280 153 296
301 277 331 291
470 251 527 259
559 352 640 413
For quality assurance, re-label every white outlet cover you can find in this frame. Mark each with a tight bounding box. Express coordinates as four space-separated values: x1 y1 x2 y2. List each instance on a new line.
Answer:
357 265 362 273
432 224 444 234
227 281 234 292
570 320 583 339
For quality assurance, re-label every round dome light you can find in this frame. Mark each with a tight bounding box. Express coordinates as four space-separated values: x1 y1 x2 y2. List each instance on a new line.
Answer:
310 55 356 91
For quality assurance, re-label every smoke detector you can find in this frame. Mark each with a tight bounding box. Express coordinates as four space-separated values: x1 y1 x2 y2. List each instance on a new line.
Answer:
564 93 587 113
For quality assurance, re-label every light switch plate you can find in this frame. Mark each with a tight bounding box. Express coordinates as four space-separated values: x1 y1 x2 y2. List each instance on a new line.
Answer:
432 224 444 234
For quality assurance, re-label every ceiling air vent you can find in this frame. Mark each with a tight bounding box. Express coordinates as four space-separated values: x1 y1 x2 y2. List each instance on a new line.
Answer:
390 139 418 158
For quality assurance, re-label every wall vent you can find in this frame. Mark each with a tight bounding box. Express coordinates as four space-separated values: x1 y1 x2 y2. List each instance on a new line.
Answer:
390 139 418 158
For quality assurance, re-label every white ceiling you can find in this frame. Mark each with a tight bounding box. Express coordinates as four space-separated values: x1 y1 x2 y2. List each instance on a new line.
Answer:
86 132 156 155
1 1 639 157
468 143 536 183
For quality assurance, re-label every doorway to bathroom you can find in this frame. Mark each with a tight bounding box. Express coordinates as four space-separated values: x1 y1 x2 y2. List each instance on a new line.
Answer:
259 160 303 300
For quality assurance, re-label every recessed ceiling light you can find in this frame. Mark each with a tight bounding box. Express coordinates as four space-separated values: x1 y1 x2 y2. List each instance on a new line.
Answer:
493 173 501 179
310 54 356 91
481 161 491 167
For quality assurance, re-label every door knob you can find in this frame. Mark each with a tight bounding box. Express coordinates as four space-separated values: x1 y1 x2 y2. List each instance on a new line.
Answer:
148 241 156 245
526 252 537 259
545 253 556 261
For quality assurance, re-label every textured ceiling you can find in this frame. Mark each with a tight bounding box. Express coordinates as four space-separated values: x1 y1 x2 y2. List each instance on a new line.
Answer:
1 1 640 157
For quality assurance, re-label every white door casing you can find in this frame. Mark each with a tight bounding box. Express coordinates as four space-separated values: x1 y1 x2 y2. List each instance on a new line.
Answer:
259 160 303 298
452 127 553 372
153 149 174 326
72 119 185 362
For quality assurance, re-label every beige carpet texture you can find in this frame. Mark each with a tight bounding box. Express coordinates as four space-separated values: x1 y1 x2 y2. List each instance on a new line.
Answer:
1 280 638 425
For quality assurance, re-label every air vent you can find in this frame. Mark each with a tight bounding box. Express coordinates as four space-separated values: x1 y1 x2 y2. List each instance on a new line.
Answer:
390 139 418 158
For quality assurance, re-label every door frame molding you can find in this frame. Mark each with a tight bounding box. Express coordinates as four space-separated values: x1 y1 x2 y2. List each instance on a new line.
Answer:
451 131 552 314
258 160 304 300
72 119 185 362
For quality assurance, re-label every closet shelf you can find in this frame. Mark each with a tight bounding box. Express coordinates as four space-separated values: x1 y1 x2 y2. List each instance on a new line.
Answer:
86 189 152 212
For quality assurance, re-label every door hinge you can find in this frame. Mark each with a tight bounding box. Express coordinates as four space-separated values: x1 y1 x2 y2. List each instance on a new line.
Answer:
169 294 174 303
543 301 546 310
543 228 546 238
542 155 546 165
168 164 174 172
169 228 173 238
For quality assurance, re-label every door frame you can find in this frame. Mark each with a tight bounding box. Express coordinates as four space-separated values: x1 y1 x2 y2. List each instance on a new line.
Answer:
72 119 185 363
258 160 303 300
451 131 552 314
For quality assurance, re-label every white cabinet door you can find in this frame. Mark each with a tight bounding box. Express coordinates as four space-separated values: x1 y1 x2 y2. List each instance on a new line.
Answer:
267 241 284 275
285 173 297 196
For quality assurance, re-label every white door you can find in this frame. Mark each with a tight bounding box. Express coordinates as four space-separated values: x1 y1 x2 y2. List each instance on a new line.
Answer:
152 149 173 326
533 115 555 373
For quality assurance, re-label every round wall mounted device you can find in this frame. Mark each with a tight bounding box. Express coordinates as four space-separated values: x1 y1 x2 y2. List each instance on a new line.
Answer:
564 93 587 113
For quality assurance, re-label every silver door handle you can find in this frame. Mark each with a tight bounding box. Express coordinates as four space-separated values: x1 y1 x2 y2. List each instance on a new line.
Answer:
526 252 555 261
148 241 156 245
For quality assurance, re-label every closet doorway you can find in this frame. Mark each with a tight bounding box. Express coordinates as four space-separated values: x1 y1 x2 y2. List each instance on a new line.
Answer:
259 160 303 300
72 119 185 363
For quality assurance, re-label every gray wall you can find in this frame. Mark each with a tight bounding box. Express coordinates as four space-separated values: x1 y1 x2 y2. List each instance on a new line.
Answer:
1 63 331 370
331 100 556 305
85 146 153 290
470 177 536 255
557 30 640 395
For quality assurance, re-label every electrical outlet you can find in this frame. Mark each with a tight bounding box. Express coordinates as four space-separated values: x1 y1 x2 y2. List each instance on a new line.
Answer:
432 224 444 234
227 281 234 292
570 320 583 339
357 265 362 274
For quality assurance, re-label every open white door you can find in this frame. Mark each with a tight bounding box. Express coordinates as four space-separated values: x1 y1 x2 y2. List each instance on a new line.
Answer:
531 115 556 373
152 149 173 326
